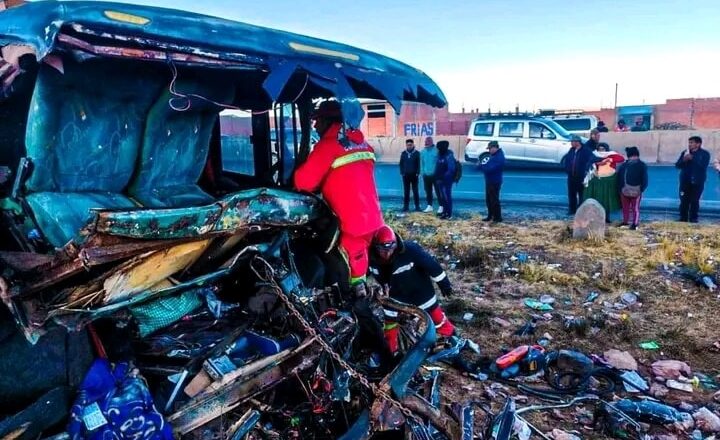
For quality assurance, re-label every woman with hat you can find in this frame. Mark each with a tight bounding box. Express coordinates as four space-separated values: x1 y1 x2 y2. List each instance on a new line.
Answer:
582 144 625 222
616 146 649 230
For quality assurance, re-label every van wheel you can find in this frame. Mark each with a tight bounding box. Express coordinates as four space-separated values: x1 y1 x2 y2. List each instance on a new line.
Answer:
478 153 491 167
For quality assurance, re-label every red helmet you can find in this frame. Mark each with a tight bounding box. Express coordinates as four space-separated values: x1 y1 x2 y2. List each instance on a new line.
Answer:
374 225 396 247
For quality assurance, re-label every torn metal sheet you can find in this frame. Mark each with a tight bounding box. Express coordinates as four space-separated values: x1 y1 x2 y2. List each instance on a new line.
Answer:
82 188 323 241
13 237 214 298
61 239 210 308
377 297 436 400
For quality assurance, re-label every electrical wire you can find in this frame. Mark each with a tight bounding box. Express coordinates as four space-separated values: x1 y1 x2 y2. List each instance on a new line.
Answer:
166 60 310 115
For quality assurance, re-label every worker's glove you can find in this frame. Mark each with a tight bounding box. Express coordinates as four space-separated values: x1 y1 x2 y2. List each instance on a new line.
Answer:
441 287 454 298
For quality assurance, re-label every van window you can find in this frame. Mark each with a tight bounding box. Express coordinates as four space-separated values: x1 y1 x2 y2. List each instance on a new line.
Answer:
553 118 591 131
529 122 556 140
219 110 254 175
473 122 494 136
498 122 524 137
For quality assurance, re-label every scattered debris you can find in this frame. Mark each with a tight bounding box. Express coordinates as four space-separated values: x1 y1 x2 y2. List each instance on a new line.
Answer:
666 379 694 393
693 407 720 433
621 292 639 305
539 294 556 305
621 371 648 393
585 291 600 303
650 383 671 398
549 428 582 440
493 317 513 327
652 360 693 380
524 298 554 311
639 341 661 350
604 349 638 371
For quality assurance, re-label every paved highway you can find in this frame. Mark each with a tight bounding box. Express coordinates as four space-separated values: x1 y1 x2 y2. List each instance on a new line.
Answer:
375 163 720 221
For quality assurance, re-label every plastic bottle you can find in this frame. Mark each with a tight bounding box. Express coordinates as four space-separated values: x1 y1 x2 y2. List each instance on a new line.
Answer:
701 276 717 291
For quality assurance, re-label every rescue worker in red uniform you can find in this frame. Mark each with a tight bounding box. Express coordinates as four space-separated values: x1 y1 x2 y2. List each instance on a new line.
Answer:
369 225 456 353
294 100 384 296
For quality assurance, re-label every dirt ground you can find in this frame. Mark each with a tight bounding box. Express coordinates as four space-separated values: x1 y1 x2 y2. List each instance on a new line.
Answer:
387 212 720 437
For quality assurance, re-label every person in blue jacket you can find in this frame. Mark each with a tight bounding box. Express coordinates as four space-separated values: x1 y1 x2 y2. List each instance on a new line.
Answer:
562 135 597 215
675 135 711 223
434 140 456 219
479 140 506 222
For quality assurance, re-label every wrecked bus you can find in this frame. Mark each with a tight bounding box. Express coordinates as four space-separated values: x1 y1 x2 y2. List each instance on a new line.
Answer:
0 2 483 439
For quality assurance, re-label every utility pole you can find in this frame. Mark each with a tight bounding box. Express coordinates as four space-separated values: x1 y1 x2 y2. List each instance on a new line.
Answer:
614 83 618 109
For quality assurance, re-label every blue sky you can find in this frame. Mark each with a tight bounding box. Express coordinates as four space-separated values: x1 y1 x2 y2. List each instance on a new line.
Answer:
78 0 720 111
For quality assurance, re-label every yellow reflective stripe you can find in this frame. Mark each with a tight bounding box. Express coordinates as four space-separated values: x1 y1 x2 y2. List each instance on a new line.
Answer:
331 151 375 169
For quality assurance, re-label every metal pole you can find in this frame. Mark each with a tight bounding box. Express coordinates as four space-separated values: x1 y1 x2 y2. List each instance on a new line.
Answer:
614 83 618 109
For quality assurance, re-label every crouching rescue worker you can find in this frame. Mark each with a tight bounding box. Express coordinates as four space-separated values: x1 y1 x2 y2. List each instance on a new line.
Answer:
294 100 384 297
369 225 456 353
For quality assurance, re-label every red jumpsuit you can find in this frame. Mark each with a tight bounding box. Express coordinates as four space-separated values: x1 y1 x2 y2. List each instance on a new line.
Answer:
294 123 384 284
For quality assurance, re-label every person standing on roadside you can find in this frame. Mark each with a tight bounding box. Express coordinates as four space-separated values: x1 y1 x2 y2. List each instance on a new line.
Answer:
596 121 609 133
479 140 505 222
399 139 421 212
676 136 710 223
562 135 596 215
434 140 456 219
420 136 441 213
584 129 601 151
616 146 648 230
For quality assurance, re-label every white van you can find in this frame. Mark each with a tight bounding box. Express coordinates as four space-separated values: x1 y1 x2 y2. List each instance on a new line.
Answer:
464 115 576 167
545 114 598 136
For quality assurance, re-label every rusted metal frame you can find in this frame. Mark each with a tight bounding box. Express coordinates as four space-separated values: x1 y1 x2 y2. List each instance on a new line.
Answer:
0 275 46 344
167 339 320 435
401 394 462 440
10 238 205 298
56 33 257 69
68 23 266 66
0 251 54 272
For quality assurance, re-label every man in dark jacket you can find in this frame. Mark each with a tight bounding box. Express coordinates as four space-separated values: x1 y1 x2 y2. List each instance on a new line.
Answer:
434 140 456 219
676 136 711 223
399 139 421 211
479 140 505 222
369 225 455 354
584 129 601 151
562 135 596 215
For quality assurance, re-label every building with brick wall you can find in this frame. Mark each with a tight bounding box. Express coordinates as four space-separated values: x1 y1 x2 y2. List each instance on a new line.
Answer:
363 96 720 137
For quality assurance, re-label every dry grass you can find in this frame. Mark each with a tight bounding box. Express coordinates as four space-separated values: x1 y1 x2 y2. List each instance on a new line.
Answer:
386 212 720 382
